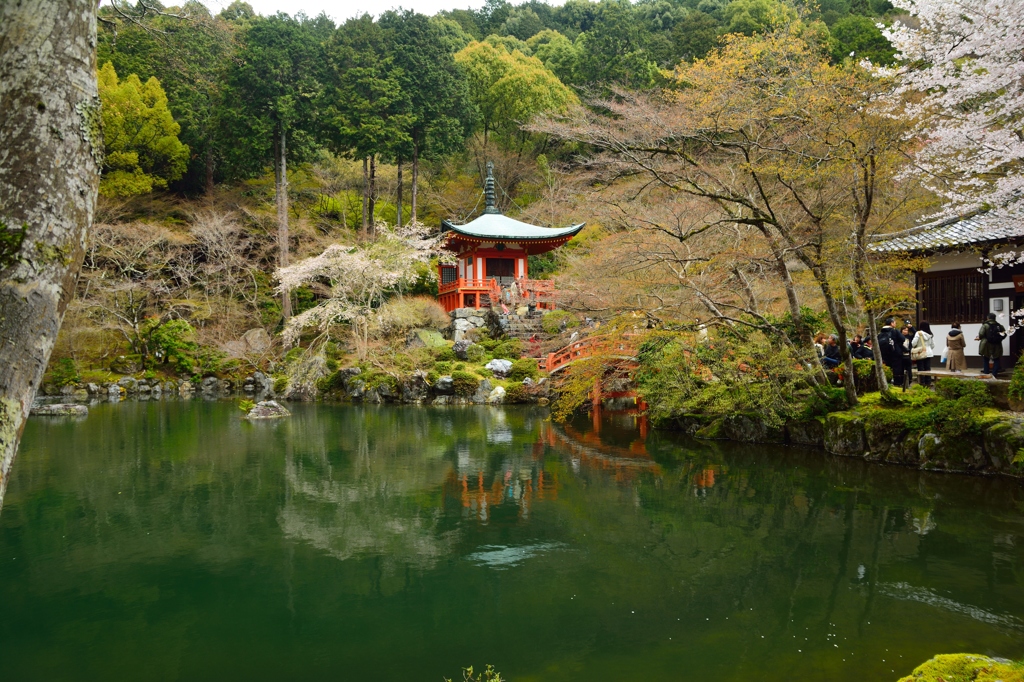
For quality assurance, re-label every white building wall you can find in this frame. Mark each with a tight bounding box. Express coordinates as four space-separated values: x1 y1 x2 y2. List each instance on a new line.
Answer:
923 252 1013 359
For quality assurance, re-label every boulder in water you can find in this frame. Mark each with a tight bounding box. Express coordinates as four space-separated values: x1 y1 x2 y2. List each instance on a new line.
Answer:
245 400 291 420
486 386 506 404
31 403 88 417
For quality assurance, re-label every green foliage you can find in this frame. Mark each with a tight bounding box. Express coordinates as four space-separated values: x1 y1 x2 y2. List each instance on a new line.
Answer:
634 330 816 427
508 358 539 381
830 15 895 65
866 379 993 440
801 387 847 418
478 337 523 359
934 377 992 407
896 654 1024 682
455 39 578 147
1009 360 1024 401
722 0 798 36
435 346 457 362
273 375 289 393
97 62 190 197
451 370 480 396
541 309 578 334
504 382 530 403
434 360 454 374
147 319 198 371
239 399 256 413
466 344 487 363
49 358 81 388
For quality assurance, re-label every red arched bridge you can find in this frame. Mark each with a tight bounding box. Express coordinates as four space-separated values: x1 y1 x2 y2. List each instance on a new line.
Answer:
537 335 638 375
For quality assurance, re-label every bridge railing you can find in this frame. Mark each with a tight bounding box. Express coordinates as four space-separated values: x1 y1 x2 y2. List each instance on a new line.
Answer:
538 334 636 373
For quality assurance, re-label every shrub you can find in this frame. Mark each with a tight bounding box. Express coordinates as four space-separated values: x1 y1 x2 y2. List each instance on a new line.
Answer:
800 387 847 418
238 399 255 413
466 344 487 363
372 295 450 336
1010 362 1024 401
273 375 288 393
454 362 466 371
451 370 480 396
434 361 453 374
504 383 530 403
541 310 578 334
49 358 81 387
491 338 523 359
146 319 198 371
508 358 538 381
935 377 992 407
434 345 457 362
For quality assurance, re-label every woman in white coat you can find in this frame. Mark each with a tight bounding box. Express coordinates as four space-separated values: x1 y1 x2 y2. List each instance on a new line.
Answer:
911 321 935 386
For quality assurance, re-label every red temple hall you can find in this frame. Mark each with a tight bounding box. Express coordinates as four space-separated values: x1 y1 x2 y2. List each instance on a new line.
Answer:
437 163 584 313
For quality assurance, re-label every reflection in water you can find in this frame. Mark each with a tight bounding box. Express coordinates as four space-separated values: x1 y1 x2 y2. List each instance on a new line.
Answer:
0 401 1022 682
465 542 568 569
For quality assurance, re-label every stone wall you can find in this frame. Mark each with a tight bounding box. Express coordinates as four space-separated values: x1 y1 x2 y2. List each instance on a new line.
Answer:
670 411 1024 478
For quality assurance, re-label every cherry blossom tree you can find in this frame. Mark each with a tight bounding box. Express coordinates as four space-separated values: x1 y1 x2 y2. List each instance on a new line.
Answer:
276 225 445 359
879 0 1024 225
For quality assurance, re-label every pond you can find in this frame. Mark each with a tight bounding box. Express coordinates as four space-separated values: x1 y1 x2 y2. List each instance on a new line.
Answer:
1 402 1022 680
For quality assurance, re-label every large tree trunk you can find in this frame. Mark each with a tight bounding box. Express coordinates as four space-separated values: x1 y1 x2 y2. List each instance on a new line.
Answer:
204 147 215 195
411 141 418 225
0 0 101 511
275 127 291 320
396 157 403 228
361 156 369 235
368 154 376 238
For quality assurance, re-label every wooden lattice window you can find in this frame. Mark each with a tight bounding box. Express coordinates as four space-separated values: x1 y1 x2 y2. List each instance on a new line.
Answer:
440 264 457 284
919 270 987 324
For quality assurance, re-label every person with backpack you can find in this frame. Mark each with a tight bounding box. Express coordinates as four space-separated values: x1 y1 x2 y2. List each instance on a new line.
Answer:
977 312 1007 376
911 321 935 385
877 317 906 389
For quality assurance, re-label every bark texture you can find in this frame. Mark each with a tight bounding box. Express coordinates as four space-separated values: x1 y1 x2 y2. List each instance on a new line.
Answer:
0 0 101 510
411 143 418 224
274 127 291 320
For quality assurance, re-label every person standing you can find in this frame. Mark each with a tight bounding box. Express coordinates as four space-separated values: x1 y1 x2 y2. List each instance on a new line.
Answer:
901 324 915 387
946 323 967 372
911 321 935 385
977 312 1007 376
877 317 906 389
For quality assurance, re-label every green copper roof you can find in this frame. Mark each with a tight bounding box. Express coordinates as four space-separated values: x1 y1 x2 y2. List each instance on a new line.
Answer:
442 214 585 241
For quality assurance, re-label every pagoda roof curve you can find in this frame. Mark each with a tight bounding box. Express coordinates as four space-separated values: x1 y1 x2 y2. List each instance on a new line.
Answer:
442 213 585 242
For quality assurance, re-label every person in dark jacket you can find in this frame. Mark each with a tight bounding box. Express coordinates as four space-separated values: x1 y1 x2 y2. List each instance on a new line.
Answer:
977 312 1007 376
877 317 906 389
821 335 841 368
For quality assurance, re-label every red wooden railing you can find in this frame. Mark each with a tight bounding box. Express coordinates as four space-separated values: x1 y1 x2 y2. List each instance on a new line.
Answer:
437 276 559 313
539 335 637 374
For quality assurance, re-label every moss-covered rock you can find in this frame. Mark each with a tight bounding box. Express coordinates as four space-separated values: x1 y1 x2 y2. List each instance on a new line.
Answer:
695 418 727 440
824 412 865 456
863 412 920 465
786 417 824 447
917 432 986 472
897 653 1024 682
672 414 712 435
982 418 1024 472
722 413 785 443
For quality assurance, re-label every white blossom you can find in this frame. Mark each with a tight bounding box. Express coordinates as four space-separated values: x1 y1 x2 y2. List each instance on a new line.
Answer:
275 226 445 350
877 0 1024 227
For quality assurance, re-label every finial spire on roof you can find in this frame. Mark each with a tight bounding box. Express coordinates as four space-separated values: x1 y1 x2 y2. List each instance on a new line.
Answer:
483 161 500 214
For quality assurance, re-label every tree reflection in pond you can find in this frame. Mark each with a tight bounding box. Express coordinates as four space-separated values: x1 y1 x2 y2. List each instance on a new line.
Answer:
0 401 1022 682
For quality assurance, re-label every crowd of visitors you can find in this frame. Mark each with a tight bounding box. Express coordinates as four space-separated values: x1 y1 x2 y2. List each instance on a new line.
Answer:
813 313 1008 389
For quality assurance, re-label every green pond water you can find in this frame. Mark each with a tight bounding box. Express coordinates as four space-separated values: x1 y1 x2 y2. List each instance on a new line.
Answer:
1 401 1023 681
